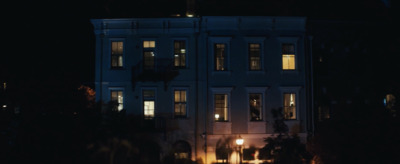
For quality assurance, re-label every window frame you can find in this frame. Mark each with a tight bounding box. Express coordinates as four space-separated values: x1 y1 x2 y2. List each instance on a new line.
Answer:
209 37 232 74
109 39 125 69
141 87 157 119
245 37 265 72
246 87 268 122
278 37 299 72
279 86 301 120
211 87 233 122
172 87 189 118
109 87 124 111
172 39 189 69
141 39 157 71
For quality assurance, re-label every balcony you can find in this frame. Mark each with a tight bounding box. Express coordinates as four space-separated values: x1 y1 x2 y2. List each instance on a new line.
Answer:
132 58 179 90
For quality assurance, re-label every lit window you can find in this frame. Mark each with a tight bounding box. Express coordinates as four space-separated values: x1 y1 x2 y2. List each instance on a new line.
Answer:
214 94 228 121
283 93 296 119
214 44 226 71
174 90 187 118
143 41 156 70
111 41 123 68
143 90 155 119
249 43 261 70
111 90 123 111
282 44 295 70
174 41 186 68
143 41 155 48
249 93 262 121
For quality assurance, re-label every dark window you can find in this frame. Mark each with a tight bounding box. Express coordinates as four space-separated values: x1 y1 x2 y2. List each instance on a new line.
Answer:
214 44 226 71
249 93 262 121
143 41 155 70
174 41 186 68
111 41 123 68
283 93 296 119
249 43 261 70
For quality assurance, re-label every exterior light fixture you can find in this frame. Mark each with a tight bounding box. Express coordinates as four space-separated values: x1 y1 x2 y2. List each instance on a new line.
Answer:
236 135 244 164
236 136 244 146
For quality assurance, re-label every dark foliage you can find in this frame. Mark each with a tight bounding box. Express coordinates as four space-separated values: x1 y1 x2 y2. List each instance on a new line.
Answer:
259 108 311 164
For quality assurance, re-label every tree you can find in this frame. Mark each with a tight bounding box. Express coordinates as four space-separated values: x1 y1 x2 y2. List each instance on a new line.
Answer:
259 108 310 164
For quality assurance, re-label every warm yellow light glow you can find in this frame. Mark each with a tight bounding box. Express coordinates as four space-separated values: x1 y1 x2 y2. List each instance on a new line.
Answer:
282 54 295 70
144 101 155 118
143 41 155 48
180 49 186 53
215 114 220 120
2 105 6 108
187 14 194 17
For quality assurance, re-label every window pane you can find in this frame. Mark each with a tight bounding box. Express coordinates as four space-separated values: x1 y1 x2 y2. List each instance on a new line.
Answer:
214 94 228 121
143 90 155 98
111 41 123 68
215 44 226 71
282 44 295 54
174 90 187 117
249 43 261 70
117 42 123 54
144 51 155 70
118 56 123 67
282 55 295 70
174 41 186 67
282 44 295 70
283 93 296 119
249 93 262 121
144 101 155 118
143 41 155 48
112 42 118 54
111 90 123 111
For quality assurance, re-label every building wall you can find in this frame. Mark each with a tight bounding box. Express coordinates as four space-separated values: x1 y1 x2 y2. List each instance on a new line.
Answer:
92 16 311 163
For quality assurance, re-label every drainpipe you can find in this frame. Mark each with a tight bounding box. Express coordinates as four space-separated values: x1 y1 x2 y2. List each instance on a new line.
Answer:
309 35 315 135
194 20 199 161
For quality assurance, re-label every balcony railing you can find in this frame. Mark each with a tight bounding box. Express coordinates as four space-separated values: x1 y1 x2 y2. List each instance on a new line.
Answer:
132 58 179 90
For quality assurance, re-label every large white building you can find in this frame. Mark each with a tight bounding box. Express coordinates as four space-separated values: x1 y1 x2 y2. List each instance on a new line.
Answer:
91 16 313 164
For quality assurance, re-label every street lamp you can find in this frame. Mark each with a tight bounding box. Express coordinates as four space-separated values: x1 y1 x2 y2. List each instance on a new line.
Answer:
236 135 244 164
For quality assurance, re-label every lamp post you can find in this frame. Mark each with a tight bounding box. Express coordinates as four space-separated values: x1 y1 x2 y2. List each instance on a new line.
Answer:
236 136 244 164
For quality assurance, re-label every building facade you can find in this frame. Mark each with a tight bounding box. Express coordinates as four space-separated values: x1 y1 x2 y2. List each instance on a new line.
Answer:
91 16 313 163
